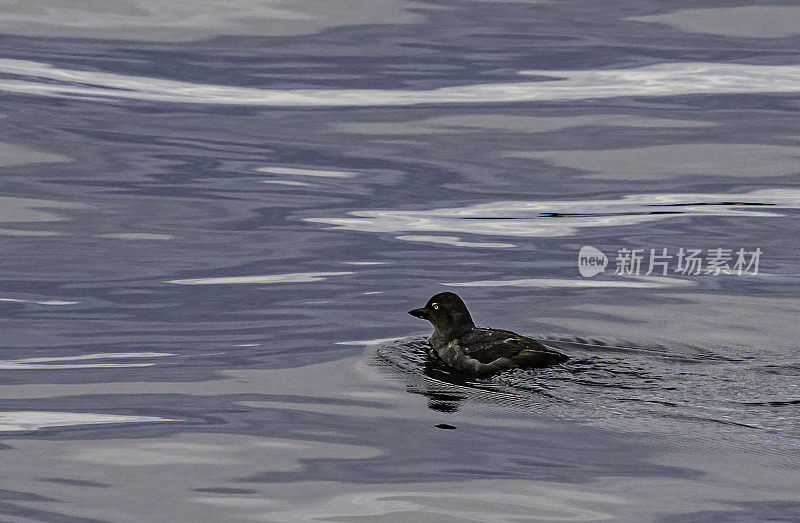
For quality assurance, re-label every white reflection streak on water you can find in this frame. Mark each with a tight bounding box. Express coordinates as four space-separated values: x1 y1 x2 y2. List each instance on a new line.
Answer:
0 352 175 370
0 411 178 432
0 297 78 305
166 271 354 285
256 167 358 178
335 336 410 346
306 189 800 240
396 234 517 248
232 489 617 522
1 60 800 106
444 276 695 288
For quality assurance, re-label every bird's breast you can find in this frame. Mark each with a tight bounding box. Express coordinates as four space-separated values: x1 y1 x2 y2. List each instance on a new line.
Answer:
431 339 463 368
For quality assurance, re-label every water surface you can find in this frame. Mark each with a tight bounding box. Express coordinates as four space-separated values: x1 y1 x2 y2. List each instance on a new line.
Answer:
0 0 799 520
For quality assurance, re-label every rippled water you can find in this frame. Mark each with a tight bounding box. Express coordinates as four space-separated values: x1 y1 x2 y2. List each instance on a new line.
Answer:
377 335 800 442
1 0 799 520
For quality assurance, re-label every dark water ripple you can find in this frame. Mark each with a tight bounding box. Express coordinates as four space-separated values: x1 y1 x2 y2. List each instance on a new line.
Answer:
375 336 800 443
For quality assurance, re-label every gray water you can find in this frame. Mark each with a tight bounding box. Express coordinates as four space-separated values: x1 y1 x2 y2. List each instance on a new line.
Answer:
1 0 799 521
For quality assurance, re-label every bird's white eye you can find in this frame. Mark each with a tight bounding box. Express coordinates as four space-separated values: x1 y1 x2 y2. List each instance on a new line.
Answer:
432 303 439 310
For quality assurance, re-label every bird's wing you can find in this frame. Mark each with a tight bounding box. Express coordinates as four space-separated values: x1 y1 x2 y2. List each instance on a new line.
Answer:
457 328 554 364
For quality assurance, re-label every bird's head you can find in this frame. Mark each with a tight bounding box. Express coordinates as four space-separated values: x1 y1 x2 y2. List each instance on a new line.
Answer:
408 292 475 336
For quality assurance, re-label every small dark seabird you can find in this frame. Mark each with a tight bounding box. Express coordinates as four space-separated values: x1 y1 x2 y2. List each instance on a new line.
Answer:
409 292 568 377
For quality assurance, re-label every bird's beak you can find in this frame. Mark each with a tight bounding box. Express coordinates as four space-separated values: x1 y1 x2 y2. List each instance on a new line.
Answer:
408 308 428 319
